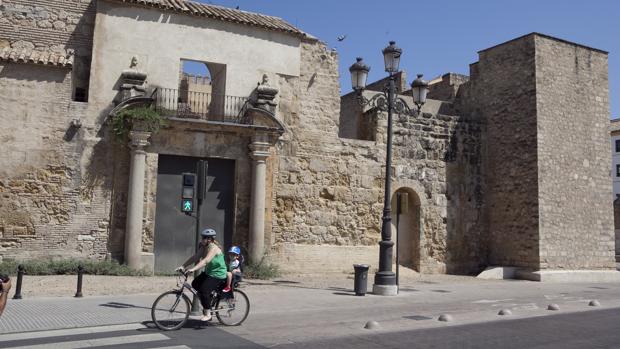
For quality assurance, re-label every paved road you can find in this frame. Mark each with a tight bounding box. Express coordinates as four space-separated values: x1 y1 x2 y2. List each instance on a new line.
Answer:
275 307 620 349
2 308 620 348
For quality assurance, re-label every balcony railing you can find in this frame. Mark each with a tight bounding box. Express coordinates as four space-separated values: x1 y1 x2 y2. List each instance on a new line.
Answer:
153 87 249 124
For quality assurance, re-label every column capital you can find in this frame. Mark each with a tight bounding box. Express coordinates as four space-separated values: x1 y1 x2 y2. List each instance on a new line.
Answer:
249 141 270 161
128 131 151 150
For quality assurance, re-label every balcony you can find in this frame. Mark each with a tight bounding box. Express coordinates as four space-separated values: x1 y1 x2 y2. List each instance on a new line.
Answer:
153 87 249 124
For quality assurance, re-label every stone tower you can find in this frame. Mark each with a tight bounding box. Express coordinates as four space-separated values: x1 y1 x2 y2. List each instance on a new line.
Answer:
461 33 615 279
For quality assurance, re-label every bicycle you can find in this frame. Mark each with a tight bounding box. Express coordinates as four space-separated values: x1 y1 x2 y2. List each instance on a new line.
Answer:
151 270 250 330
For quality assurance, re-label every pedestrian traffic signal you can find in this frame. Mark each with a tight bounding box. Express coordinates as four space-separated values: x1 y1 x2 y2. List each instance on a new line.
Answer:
181 173 196 215
182 199 193 212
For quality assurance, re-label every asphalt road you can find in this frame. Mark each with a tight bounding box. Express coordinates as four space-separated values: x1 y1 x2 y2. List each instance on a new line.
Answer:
3 308 620 348
275 307 620 349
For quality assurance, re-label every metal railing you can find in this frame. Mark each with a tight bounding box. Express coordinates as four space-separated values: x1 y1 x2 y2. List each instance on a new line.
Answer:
153 87 250 124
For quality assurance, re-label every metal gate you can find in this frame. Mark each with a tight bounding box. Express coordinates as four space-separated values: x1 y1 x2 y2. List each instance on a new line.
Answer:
153 154 235 274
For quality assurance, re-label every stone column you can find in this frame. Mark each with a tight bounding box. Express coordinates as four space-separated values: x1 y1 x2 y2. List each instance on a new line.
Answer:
125 131 151 269
249 139 271 264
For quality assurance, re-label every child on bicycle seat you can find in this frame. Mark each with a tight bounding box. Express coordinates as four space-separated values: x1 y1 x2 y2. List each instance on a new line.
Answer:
222 246 242 293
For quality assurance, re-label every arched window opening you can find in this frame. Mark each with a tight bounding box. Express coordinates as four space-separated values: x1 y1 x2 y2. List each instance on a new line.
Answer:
176 59 227 120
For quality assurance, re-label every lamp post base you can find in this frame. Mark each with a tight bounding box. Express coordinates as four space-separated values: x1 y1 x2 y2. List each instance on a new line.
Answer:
372 284 398 296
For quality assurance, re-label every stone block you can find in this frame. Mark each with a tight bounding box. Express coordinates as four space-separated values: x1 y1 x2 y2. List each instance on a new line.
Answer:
476 266 517 279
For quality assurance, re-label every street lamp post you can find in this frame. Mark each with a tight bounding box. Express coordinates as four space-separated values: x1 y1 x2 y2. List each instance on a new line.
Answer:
349 41 429 296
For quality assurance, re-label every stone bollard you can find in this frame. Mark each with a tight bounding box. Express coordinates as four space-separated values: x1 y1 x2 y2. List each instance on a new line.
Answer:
12 265 24 300
75 265 84 298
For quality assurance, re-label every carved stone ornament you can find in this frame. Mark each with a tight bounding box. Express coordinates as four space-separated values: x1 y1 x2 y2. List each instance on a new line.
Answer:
254 74 278 112
128 131 151 150
120 56 148 100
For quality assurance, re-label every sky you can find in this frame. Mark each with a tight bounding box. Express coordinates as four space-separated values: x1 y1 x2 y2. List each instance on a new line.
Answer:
193 0 619 118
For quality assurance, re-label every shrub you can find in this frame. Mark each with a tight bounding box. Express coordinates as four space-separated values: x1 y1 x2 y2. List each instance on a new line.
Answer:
0 259 149 276
111 106 166 141
244 257 280 280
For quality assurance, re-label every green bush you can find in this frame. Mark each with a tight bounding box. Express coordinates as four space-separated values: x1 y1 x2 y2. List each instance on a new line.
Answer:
0 259 149 276
111 106 166 141
244 257 280 280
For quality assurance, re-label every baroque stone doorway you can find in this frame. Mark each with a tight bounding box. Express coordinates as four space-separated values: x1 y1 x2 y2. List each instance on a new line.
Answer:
391 188 422 271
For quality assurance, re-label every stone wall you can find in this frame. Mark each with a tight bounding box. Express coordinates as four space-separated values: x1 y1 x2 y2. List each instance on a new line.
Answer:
271 39 485 274
534 35 614 269
0 0 96 100
460 33 615 271
0 0 112 262
0 62 112 261
427 73 469 102
461 34 540 269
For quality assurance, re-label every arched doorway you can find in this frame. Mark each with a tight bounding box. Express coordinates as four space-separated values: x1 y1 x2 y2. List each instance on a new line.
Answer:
391 188 422 271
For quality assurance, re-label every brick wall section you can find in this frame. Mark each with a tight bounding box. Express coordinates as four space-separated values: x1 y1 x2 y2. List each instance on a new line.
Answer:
0 0 96 98
535 35 615 269
464 34 540 268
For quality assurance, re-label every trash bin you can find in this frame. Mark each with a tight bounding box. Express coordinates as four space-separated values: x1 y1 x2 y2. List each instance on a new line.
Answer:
353 264 370 296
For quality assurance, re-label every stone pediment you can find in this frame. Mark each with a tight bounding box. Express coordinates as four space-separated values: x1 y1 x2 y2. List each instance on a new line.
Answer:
242 107 285 133
108 96 154 118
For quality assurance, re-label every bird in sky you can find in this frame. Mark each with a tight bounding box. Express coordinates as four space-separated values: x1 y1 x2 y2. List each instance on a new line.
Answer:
337 35 347 42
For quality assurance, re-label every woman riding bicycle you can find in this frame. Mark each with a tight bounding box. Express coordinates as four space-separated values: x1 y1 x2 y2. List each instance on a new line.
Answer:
177 228 227 322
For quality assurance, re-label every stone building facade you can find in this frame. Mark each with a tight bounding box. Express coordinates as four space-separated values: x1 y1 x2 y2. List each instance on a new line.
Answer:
0 0 615 279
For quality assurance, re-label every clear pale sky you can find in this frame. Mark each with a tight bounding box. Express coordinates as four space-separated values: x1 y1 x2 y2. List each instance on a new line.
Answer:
195 0 618 118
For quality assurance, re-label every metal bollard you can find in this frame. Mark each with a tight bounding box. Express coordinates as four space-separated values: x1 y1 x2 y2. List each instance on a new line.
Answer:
75 265 84 298
13 265 24 300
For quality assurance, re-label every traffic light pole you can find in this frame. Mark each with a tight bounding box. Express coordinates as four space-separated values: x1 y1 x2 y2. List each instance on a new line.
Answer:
190 160 207 315
190 207 201 315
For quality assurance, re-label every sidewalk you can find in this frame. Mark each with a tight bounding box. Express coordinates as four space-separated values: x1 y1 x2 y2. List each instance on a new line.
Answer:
2 271 620 340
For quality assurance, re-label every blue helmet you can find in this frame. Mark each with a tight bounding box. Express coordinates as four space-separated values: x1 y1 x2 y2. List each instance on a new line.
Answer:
228 246 241 255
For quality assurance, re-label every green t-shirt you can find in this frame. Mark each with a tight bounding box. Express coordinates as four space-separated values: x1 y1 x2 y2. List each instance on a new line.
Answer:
204 244 227 279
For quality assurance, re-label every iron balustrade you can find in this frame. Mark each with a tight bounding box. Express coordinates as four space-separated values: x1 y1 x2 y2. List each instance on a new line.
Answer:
153 87 250 124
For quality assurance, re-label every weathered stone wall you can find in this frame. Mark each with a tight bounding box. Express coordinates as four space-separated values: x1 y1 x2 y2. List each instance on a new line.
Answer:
0 1 112 262
0 0 96 100
427 73 469 102
380 100 485 274
271 40 485 274
460 35 540 269
0 62 113 261
534 35 615 269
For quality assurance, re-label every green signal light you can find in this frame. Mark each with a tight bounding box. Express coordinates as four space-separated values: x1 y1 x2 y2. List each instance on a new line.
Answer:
182 199 193 212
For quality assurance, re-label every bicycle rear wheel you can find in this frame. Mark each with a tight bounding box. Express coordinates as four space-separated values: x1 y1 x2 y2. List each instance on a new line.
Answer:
151 291 191 331
215 289 250 326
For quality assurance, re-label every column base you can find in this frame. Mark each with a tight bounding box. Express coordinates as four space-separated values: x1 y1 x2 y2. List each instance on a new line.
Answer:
139 252 154 275
372 284 398 296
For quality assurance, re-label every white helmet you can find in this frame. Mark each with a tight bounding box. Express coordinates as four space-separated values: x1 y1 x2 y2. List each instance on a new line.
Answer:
200 228 217 237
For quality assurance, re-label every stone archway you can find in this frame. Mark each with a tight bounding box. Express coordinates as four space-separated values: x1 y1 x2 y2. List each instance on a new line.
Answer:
391 187 422 271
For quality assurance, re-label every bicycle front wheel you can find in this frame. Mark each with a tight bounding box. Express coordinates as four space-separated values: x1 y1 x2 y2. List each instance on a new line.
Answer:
215 289 250 326
151 291 191 331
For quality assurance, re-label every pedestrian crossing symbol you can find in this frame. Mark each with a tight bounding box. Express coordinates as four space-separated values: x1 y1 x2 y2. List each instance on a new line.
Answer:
182 199 193 213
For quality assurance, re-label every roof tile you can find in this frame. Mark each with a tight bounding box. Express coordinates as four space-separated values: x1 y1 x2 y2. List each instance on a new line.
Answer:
0 48 74 68
107 0 306 37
